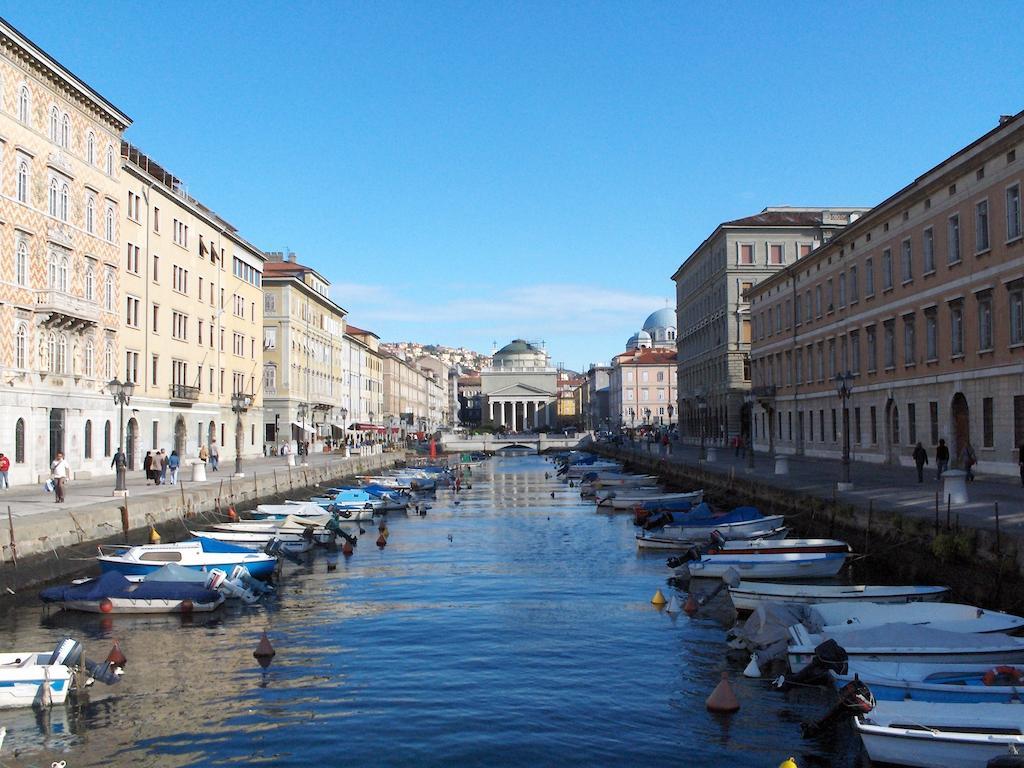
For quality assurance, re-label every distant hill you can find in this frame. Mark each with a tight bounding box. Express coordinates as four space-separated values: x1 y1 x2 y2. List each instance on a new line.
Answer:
381 341 492 372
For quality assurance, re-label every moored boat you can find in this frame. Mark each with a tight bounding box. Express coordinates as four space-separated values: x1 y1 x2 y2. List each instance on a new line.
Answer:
806 601 1024 635
728 581 949 613
687 550 847 580
40 571 224 614
652 514 787 544
833 661 1024 703
604 490 703 509
96 538 277 580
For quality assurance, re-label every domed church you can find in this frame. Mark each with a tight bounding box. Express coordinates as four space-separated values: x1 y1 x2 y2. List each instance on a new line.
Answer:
611 308 678 429
479 339 558 430
626 308 677 350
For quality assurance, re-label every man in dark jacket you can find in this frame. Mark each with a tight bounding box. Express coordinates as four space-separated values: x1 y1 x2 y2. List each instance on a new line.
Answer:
912 442 928 483
935 439 949 480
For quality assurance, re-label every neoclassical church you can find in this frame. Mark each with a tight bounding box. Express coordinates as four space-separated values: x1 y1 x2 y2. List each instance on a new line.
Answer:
480 339 557 430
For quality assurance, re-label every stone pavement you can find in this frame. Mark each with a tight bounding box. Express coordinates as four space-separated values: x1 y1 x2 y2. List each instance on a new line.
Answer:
612 440 1024 534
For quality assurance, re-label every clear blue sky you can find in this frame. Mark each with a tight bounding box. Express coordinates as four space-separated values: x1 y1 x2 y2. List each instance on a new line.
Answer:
11 2 1024 370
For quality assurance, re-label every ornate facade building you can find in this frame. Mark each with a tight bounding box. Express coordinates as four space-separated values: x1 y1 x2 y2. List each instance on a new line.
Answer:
480 340 557 430
0 20 130 482
609 311 678 429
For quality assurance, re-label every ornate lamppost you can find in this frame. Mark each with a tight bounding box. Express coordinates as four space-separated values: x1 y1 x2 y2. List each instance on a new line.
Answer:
231 391 252 477
109 378 135 495
835 371 854 489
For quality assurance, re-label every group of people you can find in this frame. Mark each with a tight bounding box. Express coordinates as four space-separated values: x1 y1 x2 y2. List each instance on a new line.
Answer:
142 449 181 486
197 440 220 471
911 438 979 483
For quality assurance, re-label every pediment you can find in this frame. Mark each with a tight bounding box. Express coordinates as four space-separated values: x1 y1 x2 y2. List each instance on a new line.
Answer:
489 383 554 397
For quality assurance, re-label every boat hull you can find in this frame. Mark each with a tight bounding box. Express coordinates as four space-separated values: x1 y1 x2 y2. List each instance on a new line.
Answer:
857 719 1024 768
0 653 72 709
728 582 949 613
688 551 847 580
98 557 276 580
56 595 224 614
659 515 786 543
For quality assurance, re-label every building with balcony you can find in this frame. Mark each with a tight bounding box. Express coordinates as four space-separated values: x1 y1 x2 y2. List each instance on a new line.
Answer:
748 111 1024 477
344 325 385 441
584 364 611 430
120 143 265 467
0 19 131 482
261 251 348 453
479 339 557 430
672 206 868 447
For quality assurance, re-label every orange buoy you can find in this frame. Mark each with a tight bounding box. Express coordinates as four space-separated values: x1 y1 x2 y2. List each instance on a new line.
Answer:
683 592 699 615
227 506 239 522
706 672 740 713
342 540 354 557
180 599 194 614
254 631 275 669
376 533 387 548
106 640 127 668
99 598 114 614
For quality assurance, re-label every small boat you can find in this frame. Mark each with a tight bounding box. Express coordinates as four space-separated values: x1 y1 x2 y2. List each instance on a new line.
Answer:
833 661 1024 703
687 550 847 580
806 602 1024 635
603 490 704 510
40 570 224 614
856 699 1024 767
254 502 336 519
650 514 787 544
280 500 374 520
788 624 1024 672
0 638 120 709
638 527 789 552
211 514 337 544
96 538 277 580
728 581 949 613
308 489 385 512
188 529 315 554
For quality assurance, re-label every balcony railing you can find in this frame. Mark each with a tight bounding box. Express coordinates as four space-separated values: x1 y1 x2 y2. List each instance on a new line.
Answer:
169 384 200 404
35 289 100 327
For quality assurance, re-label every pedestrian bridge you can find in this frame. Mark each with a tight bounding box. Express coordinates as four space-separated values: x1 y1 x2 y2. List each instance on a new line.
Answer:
440 433 593 454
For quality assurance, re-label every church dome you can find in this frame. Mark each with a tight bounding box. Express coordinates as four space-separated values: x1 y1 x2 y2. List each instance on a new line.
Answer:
496 339 538 355
626 330 652 350
492 338 549 370
642 308 675 333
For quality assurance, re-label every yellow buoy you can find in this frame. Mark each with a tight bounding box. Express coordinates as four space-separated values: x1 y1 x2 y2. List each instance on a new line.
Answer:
778 758 798 768
148 526 161 544
651 588 667 606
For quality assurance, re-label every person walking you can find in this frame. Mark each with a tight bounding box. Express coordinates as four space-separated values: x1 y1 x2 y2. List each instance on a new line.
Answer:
935 439 949 479
0 453 9 490
143 451 155 484
198 443 209 467
158 449 169 485
912 442 928 483
961 441 977 482
50 451 69 503
168 450 180 485
209 439 220 472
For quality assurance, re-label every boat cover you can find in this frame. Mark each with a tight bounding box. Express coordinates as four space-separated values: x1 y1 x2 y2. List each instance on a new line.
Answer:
729 603 805 665
40 571 220 603
144 563 207 583
808 623 1024 649
193 536 256 554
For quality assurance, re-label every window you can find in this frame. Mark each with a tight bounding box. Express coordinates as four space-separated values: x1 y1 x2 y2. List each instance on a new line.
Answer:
948 214 961 263
18 85 30 124
976 199 990 252
59 183 69 222
60 113 70 149
881 249 893 290
151 303 159 331
15 323 27 369
105 205 115 242
105 342 113 379
870 406 878 444
930 401 939 445
172 311 189 341
172 265 188 293
232 332 245 356
799 243 813 259
15 241 27 287
48 253 68 291
769 244 784 265
125 350 139 383
84 339 94 377
105 145 114 175
86 194 95 233
264 293 277 313
978 291 993 351
84 420 92 459
104 270 115 312
883 320 895 368
1011 281 1024 346
127 191 141 222
827 278 834 311
865 258 875 296
152 254 159 282
850 330 860 374
907 403 917 445
1008 184 1022 241
153 207 160 232
125 296 140 328
903 314 916 365
900 239 913 282
126 243 140 273
950 301 964 356
86 132 95 165
923 228 935 273
264 364 277 393
838 273 847 307
815 285 822 317
804 290 812 322
104 420 111 457
48 178 58 217
925 308 938 360
173 219 189 247
738 243 754 265
49 106 59 142
15 419 24 463
16 160 28 203
828 338 836 378
983 397 994 448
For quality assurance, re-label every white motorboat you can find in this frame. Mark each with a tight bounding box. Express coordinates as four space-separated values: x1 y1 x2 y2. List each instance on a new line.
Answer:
585 474 659 487
0 642 77 708
653 515 787 545
728 581 949 613
254 502 333 519
788 624 1024 672
856 700 1024 768
605 491 704 510
638 527 789 551
687 550 847 580
188 529 315 554
806 602 1024 635
97 538 277 580
281 500 374 520
211 514 337 543
834 661 1024 703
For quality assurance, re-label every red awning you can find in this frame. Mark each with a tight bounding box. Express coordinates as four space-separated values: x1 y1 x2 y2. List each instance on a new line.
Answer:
352 423 386 433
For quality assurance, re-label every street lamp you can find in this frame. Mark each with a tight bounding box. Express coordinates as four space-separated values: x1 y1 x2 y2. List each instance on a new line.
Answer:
667 403 674 428
835 371 854 489
644 407 651 425
109 378 135 495
695 387 707 461
297 402 309 464
744 392 756 471
231 391 252 477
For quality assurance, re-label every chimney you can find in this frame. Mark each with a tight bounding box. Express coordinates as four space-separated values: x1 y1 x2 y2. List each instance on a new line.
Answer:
287 251 297 262
265 251 283 262
999 115 1014 126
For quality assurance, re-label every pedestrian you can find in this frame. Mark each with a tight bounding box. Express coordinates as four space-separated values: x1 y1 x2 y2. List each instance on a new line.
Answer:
912 442 928 483
143 451 154 484
935 438 949 479
168 450 180 485
209 439 219 472
732 434 740 457
50 451 69 503
961 441 977 482
198 443 209 466
1019 443 1024 487
158 449 168 485
0 452 9 490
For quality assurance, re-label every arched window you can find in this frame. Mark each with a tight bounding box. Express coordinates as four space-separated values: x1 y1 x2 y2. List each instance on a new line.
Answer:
105 206 114 241
84 265 95 301
59 258 68 292
84 420 93 459
47 332 57 373
85 195 95 233
104 270 114 311
16 160 28 203
105 145 114 175
57 334 67 373
48 178 59 216
84 338 94 377
15 323 26 369
86 132 95 164
59 183 69 222
49 106 59 142
103 420 111 457
48 252 58 288
18 85 29 124
60 113 70 149
15 241 27 286
14 419 24 463
104 341 113 379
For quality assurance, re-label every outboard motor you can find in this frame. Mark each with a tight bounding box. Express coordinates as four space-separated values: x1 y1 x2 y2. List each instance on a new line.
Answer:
774 639 849 690
230 564 274 595
207 568 259 605
801 676 874 738
325 517 357 546
709 530 727 550
264 538 303 564
665 547 702 571
48 637 84 668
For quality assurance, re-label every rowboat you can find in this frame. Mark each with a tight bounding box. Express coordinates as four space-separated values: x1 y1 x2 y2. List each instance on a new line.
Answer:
687 550 847 580
806 602 1024 635
96 538 277 580
593 487 663 504
788 624 1024 671
0 641 77 708
639 527 789 552
856 700 1024 767
604 490 704 510
39 570 225 614
833 661 1024 703
728 582 949 613
210 514 337 544
651 514 787 544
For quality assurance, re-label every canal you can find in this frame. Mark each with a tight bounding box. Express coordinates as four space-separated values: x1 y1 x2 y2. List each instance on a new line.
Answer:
0 455 864 767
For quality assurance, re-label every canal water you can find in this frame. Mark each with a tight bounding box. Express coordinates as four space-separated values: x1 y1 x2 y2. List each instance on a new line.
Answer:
0 455 865 767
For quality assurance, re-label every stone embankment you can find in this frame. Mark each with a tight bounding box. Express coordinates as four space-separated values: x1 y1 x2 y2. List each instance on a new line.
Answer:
0 452 401 595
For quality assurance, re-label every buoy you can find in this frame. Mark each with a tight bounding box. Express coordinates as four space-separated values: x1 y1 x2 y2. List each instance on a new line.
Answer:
99 597 113 614
743 654 762 678
683 592 698 615
227 506 238 522
148 526 161 544
778 758 798 768
106 640 127 668
180 599 194 614
376 533 387 548
651 589 667 606
253 631 275 669
666 594 682 613
342 540 354 557
706 672 740 713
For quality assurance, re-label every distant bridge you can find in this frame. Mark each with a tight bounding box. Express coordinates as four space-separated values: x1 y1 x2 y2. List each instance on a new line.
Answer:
440 433 593 454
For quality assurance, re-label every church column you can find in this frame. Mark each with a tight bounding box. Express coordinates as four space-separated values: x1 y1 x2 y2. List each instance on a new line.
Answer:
505 401 513 429
515 401 522 431
526 401 533 429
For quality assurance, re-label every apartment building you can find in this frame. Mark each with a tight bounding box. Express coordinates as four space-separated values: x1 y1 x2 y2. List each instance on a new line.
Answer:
748 112 1024 476
345 325 385 434
120 143 265 466
672 207 867 446
0 20 130 482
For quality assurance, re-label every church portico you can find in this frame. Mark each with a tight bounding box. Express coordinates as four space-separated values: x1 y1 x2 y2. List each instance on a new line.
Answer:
480 340 558 433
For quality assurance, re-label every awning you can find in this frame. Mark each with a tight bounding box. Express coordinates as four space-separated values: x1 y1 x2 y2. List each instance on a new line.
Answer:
290 421 315 434
351 422 385 432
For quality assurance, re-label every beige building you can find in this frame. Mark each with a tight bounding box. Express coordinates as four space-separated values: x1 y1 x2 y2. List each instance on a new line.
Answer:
480 340 557 430
120 143 265 467
672 207 867 445
261 251 347 453
345 325 385 436
748 111 1024 476
0 20 130 482
609 310 678 429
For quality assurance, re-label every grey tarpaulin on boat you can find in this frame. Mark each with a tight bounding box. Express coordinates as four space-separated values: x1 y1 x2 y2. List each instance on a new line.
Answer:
728 603 806 666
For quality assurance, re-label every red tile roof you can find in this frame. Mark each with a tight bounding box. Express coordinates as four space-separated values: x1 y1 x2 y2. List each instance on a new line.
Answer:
722 210 824 227
615 348 676 365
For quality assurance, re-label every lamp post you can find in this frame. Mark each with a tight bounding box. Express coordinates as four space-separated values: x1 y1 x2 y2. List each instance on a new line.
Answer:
835 371 854 489
231 391 252 477
644 407 651 425
695 388 707 461
744 392 756 471
297 402 309 465
109 378 134 495
667 404 674 428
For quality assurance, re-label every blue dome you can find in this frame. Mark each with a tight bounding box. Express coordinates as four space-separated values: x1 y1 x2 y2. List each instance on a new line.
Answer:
642 308 675 332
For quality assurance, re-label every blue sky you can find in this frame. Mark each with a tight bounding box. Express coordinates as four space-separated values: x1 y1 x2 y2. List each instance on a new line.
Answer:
11 2 1024 370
